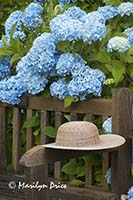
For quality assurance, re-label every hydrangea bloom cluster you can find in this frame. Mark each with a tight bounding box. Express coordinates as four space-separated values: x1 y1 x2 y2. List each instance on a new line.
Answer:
128 187 133 200
50 64 106 101
0 75 27 104
50 78 69 99
4 2 43 42
0 40 11 81
98 6 118 20
16 33 57 94
102 117 112 134
22 2 44 30
1 1 133 105
50 7 106 43
107 36 130 53
124 27 133 46
56 53 85 76
5 11 25 42
58 0 78 7
118 2 133 16
0 56 11 81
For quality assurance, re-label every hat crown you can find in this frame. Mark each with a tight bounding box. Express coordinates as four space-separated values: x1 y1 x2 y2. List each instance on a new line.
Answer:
55 121 100 147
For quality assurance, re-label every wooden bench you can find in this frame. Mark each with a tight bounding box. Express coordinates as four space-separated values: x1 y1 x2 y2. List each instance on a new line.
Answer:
0 88 132 200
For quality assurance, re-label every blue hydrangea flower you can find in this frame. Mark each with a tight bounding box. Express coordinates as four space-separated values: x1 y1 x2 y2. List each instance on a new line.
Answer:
50 78 69 99
56 53 85 76
105 168 111 184
68 66 106 100
21 72 48 94
4 10 25 42
15 33 57 95
124 27 133 36
102 117 112 134
50 14 82 42
124 27 133 46
64 6 86 20
129 34 133 46
59 0 78 7
0 40 11 80
107 36 130 53
34 0 44 2
128 187 133 199
98 6 118 20
118 2 133 16
0 75 27 104
22 2 44 30
17 33 57 76
0 56 11 81
80 11 106 44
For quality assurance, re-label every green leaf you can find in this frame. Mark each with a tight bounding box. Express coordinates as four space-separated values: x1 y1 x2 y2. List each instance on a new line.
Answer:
23 115 40 128
64 96 78 108
33 128 40 136
0 46 14 57
111 60 125 84
10 53 21 65
57 41 71 52
129 47 133 56
61 160 77 176
83 155 101 166
104 78 115 85
76 165 85 177
69 179 85 187
10 22 17 40
42 126 57 138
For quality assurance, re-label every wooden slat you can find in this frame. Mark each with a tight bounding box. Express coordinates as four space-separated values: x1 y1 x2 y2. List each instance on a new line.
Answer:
54 112 64 179
26 109 34 151
40 111 49 145
111 88 132 197
12 108 21 173
84 114 93 186
69 113 80 181
25 165 48 200
28 96 112 116
102 116 109 190
0 106 8 171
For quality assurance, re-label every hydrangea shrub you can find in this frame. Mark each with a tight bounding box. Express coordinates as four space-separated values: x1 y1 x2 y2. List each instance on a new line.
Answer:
0 0 133 106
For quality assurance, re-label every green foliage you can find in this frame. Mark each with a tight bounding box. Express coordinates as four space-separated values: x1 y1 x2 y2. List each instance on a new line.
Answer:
64 96 78 108
69 179 85 187
23 115 40 128
62 160 78 175
42 126 57 138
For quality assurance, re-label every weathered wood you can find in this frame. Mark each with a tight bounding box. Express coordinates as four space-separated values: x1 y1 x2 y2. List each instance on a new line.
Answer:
111 88 132 197
12 108 21 173
25 165 48 200
85 114 94 186
26 109 34 151
0 106 7 171
102 152 109 190
102 116 109 190
54 112 64 179
28 96 112 116
40 111 49 145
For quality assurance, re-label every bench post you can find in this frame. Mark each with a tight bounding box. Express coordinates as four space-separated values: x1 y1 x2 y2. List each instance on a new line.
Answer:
25 165 48 200
111 88 132 197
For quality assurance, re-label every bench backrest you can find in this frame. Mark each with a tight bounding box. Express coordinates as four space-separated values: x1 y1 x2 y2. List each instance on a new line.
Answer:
0 88 132 194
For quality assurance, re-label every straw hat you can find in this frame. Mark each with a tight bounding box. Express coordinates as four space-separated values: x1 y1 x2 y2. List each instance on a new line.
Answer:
44 121 125 150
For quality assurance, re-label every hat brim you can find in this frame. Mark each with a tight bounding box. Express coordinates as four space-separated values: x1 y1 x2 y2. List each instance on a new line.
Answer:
43 134 126 150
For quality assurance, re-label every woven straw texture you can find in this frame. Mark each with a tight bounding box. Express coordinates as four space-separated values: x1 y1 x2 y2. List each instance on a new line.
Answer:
56 121 100 147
